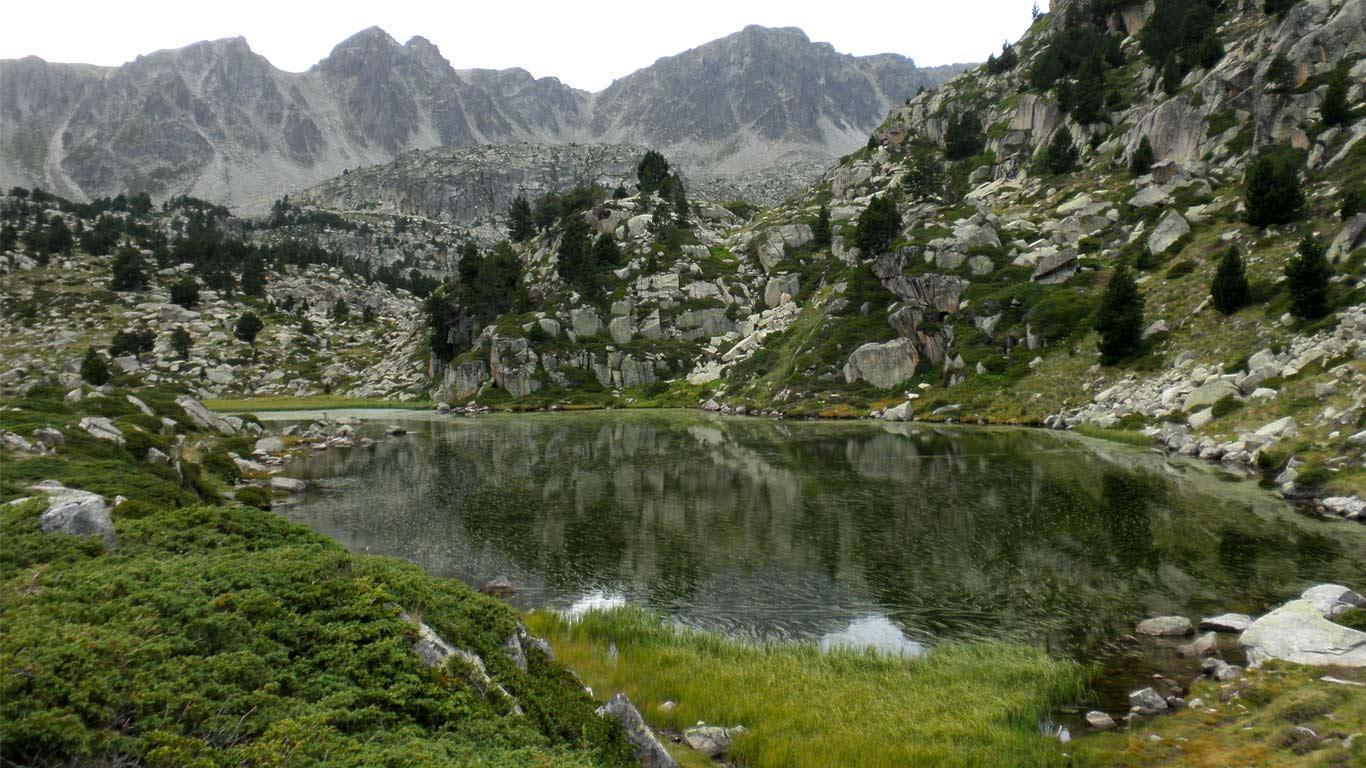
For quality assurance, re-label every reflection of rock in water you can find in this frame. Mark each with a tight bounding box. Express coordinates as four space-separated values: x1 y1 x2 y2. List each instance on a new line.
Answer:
820 615 926 657
280 412 1365 660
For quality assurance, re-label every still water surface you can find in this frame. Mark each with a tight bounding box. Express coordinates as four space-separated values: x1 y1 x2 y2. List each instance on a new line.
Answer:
277 410 1366 669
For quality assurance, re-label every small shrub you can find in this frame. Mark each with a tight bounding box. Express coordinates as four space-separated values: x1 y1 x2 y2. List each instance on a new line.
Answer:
1211 247 1251 313
80 347 110 386
235 485 272 510
1211 395 1244 419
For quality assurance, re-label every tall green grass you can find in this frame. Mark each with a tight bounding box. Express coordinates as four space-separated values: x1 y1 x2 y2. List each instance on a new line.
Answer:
1073 423 1154 447
528 607 1090 768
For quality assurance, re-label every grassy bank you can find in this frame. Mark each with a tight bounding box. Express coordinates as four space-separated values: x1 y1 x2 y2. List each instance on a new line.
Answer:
205 395 433 412
0 388 634 768
1072 662 1365 767
527 607 1090 768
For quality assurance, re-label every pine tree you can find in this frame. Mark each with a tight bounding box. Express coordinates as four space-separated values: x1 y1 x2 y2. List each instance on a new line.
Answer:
812 204 832 249
171 327 193 360
1210 247 1251 314
1095 262 1145 365
1285 236 1332 319
110 246 147 291
1130 136 1155 176
944 111 984 160
80 346 110 386
1042 127 1079 175
508 195 535 242
1320 72 1350 127
170 277 199 309
241 256 267 297
332 299 349 322
636 150 670 197
903 145 946 201
592 233 622 270
234 311 264 348
556 215 598 299
1244 148 1305 227
854 195 901 255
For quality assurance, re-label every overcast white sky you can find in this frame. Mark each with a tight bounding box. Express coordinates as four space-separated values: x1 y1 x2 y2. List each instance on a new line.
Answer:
0 1 1037 91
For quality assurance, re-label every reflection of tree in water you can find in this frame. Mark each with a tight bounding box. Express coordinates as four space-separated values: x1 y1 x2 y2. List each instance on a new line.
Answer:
286 414 1364 657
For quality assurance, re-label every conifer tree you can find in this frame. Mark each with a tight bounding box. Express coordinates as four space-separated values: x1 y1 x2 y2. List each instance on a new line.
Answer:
855 195 901 255
1130 136 1155 176
80 346 110 386
812 204 832 248
1244 148 1304 227
1095 262 1145 364
1285 236 1332 319
508 195 535 242
1210 246 1251 314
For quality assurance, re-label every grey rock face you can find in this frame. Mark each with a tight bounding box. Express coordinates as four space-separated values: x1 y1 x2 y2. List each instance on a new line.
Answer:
597 694 678 768
78 416 125 444
1240 587 1366 668
1200 613 1253 633
28 481 114 545
1 25 962 211
843 339 919 389
1128 687 1169 714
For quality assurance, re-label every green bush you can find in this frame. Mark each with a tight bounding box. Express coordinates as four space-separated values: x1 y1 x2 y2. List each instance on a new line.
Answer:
234 485 272 510
1211 247 1251 314
0 501 636 767
80 347 109 386
854 195 901 255
1027 291 1096 342
1095 262 1145 365
1285 236 1331 319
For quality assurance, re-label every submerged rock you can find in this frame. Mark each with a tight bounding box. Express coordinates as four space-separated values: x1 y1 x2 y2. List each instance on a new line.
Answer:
1136 616 1194 636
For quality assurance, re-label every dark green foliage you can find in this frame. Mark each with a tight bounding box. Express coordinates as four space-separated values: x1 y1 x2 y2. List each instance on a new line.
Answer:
0 499 636 767
1266 53 1295 93
234 485 272 509
592 233 622 270
557 215 598 299
79 347 109 386
362 305 376 324
1141 0 1220 71
1130 136 1155 176
233 311 263 347
1211 247 1251 314
1343 185 1365 219
109 246 147 291
985 42 1019 75
854 195 901 256
945 111 985 160
240 256 267 297
1041 127 1080 175
902 144 947 202
1320 70 1351 126
425 242 527 364
332 299 350 322
1161 58 1184 95
812 205 832 249
1095 262 1145 365
109 328 155 359
171 326 193 360
0 223 16 252
1196 32 1224 70
1284 236 1331 319
169 277 199 309
1059 53 1107 124
1264 0 1297 17
636 150 671 196
1244 147 1305 227
1027 291 1097 342
508 195 535 242
1134 245 1159 271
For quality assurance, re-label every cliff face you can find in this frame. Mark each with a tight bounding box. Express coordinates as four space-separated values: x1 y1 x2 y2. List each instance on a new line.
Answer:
0 25 965 211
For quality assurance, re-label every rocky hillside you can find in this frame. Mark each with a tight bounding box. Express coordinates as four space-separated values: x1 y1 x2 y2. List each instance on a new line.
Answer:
0 26 964 211
0 191 430 402
416 0 1365 516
